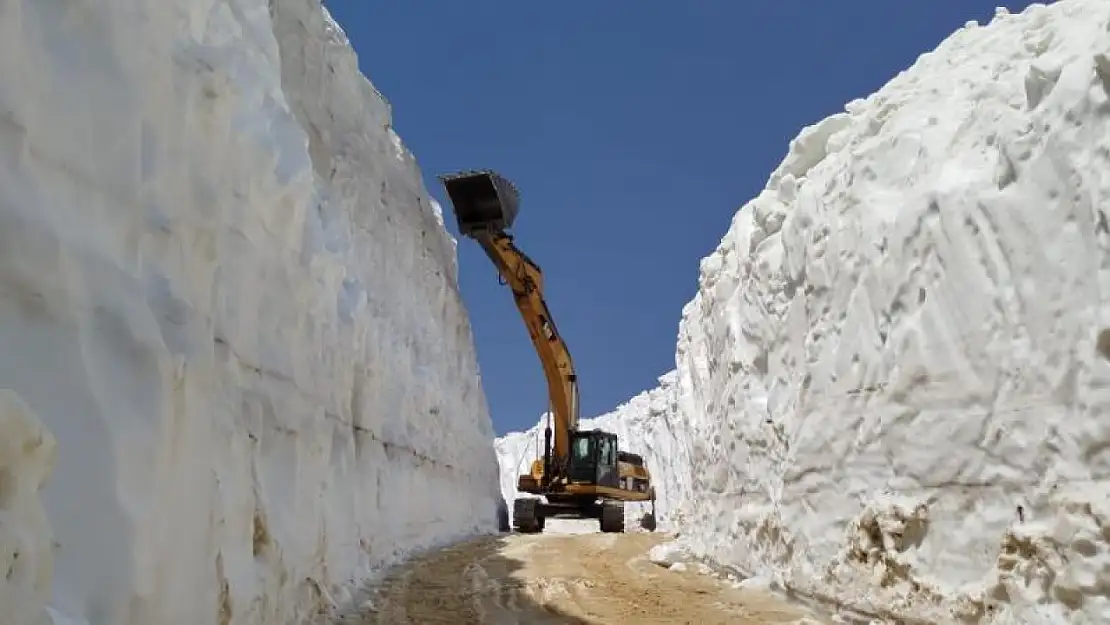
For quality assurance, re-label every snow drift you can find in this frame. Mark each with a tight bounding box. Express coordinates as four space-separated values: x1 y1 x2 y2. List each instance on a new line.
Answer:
498 1 1110 623
0 1 499 624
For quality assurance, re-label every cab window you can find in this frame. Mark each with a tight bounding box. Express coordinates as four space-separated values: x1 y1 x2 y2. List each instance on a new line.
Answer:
572 436 592 462
598 436 613 466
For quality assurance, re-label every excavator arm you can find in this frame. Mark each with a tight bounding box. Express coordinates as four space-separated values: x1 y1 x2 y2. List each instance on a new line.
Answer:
473 232 581 452
440 169 656 534
439 171 579 468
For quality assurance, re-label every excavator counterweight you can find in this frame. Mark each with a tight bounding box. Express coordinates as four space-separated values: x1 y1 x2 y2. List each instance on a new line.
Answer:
440 169 657 535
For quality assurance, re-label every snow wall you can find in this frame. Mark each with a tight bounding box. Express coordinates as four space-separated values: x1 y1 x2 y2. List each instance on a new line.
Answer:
0 1 501 624
496 2 1110 623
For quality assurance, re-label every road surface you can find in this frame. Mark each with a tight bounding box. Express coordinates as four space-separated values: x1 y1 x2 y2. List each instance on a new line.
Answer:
348 525 825 624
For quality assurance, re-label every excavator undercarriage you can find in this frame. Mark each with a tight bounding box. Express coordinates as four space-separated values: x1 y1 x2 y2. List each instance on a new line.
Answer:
440 170 657 534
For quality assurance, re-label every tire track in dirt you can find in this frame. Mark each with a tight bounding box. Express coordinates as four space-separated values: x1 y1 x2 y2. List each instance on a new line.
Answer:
348 530 827 624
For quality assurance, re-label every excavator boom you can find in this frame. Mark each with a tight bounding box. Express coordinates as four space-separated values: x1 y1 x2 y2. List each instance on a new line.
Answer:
440 171 580 464
440 169 655 534
474 234 582 448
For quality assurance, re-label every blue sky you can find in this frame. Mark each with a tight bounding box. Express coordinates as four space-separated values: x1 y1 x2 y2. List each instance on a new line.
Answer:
323 1 1036 435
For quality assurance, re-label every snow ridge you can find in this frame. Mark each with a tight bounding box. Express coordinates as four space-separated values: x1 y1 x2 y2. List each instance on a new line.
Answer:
0 1 498 624
498 1 1110 623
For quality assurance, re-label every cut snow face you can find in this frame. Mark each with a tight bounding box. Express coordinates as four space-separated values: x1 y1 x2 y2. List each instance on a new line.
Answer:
0 1 499 624
497 1 1110 623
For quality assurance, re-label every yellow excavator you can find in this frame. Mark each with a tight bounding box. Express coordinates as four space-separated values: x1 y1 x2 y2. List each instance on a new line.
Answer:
440 170 656 534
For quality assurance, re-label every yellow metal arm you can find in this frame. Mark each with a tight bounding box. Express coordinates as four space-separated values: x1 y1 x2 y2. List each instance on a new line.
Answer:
474 231 579 461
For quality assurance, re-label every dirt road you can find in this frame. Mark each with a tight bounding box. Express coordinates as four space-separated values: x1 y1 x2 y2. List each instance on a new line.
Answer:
349 525 824 625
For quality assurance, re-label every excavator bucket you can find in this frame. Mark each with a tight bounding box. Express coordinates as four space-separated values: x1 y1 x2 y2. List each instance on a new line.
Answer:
439 170 520 236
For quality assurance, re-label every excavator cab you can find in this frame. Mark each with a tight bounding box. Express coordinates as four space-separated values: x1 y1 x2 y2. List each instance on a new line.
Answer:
439 170 520 236
568 430 620 489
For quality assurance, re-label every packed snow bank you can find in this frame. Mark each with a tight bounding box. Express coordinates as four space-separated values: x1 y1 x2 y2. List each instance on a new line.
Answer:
0 391 58 625
500 1 1110 623
669 3 1110 622
0 1 499 623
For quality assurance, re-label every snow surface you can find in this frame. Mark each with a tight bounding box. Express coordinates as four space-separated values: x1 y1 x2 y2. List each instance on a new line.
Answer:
0 1 499 624
0 391 58 625
498 1 1110 623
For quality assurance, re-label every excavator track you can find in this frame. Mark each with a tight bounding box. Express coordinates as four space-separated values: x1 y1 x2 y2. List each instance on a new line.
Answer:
512 498 545 533
599 501 625 533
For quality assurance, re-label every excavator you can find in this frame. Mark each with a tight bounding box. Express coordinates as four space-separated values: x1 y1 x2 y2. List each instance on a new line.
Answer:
439 170 656 534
